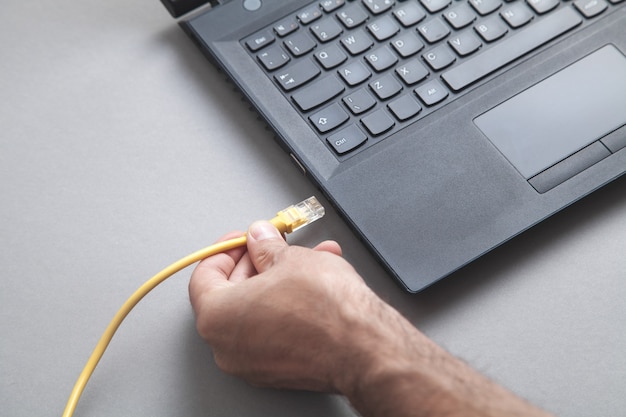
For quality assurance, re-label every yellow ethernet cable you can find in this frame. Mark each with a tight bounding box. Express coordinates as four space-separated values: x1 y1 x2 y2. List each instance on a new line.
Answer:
62 197 325 417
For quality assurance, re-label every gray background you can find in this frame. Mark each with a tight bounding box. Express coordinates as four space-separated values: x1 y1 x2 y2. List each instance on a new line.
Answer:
2 1 625 416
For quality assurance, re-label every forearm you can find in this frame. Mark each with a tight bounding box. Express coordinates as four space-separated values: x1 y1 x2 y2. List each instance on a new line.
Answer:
339 300 553 417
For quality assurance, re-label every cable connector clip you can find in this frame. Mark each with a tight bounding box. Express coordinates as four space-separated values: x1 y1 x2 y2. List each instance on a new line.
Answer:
270 196 325 234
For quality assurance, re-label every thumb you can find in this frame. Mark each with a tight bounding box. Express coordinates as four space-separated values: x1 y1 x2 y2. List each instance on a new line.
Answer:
247 220 288 273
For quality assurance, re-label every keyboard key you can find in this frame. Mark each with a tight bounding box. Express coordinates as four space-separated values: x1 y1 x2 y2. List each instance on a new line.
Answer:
369 73 403 100
468 0 502 16
573 0 608 18
391 32 425 58
441 7 582 91
395 59 429 85
343 88 377 114
257 45 290 70
527 0 559 14
315 44 348 69
443 3 477 29
320 0 345 13
292 75 345 111
274 59 321 91
363 0 395 15
245 30 275 51
500 3 534 28
337 3 369 28
388 94 422 121
417 18 451 44
365 46 399 72
310 18 344 42
273 17 299 37
415 79 449 106
309 103 349 133
297 5 323 24
361 108 395 135
284 32 316 56
367 15 401 41
422 45 456 71
474 16 509 42
448 31 482 56
420 0 452 13
327 124 368 154
393 2 426 27
338 61 372 85
341 29 374 55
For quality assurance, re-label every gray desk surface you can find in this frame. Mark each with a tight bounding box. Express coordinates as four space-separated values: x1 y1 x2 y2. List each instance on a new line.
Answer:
2 1 625 416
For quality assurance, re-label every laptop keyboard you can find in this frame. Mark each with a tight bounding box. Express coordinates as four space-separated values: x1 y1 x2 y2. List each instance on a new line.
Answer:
243 0 623 158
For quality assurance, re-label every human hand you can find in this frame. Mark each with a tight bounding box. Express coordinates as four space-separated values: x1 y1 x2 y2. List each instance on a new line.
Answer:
189 221 555 417
188 220 385 393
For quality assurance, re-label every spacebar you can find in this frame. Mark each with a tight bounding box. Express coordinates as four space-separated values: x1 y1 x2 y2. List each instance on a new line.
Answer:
442 7 582 92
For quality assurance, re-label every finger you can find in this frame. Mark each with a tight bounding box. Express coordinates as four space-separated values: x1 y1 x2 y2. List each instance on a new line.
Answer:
228 251 257 283
313 240 342 257
188 231 246 308
246 220 289 273
208 230 256 283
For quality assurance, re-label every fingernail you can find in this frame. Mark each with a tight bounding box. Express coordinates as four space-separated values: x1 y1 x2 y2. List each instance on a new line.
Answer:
248 221 281 241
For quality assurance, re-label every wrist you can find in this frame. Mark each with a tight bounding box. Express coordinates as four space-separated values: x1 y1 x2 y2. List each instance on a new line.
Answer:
341 309 430 417
335 301 554 417
331 295 428 403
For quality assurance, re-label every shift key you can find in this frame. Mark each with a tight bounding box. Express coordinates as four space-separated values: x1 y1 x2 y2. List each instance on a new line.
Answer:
442 7 582 92
309 103 349 133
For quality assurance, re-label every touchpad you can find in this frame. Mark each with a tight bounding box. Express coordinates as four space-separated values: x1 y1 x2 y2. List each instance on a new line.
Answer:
474 45 626 179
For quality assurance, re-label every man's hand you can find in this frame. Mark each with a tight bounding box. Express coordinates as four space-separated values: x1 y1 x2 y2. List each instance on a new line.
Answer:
189 220 554 417
189 220 379 392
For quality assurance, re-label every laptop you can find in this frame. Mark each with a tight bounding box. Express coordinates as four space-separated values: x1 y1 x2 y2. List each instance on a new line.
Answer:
161 0 626 292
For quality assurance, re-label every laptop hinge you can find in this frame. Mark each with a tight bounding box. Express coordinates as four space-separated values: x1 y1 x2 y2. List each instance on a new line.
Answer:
160 0 222 18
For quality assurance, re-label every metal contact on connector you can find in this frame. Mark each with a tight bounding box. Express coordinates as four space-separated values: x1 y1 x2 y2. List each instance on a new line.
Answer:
295 196 325 224
276 196 325 233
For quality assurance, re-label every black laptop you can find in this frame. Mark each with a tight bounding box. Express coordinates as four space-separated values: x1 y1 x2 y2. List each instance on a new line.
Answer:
161 0 626 292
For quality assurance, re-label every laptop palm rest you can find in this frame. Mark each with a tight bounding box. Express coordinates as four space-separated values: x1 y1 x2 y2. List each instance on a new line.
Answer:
474 45 626 192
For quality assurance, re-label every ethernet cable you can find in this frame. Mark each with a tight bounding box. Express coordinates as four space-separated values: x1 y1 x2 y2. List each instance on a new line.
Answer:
62 197 325 417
